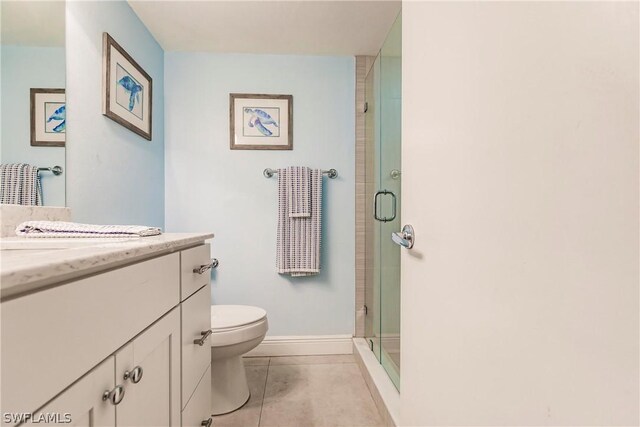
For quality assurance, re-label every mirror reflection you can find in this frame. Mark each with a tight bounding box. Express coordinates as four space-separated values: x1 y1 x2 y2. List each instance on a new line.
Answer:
1 0 66 207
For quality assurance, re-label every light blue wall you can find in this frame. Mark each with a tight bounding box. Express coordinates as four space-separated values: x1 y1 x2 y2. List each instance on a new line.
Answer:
165 53 355 336
65 0 164 227
1 46 66 206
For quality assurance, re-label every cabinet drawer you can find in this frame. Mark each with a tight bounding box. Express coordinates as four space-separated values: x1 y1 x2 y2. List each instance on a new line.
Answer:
181 284 211 409
1 253 180 416
180 244 212 300
181 365 212 427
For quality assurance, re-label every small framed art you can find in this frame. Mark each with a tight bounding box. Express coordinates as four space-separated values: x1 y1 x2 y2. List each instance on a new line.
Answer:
30 88 65 147
230 93 293 150
102 32 152 141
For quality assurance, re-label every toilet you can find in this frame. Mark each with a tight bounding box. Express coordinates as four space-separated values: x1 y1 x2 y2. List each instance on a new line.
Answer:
210 305 268 415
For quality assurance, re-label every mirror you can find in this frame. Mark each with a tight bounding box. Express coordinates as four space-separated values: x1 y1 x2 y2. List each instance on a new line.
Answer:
1 1 66 206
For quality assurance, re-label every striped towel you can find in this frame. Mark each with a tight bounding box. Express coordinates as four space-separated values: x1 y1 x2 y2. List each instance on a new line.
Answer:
287 166 310 218
276 167 323 277
16 221 162 238
0 163 43 206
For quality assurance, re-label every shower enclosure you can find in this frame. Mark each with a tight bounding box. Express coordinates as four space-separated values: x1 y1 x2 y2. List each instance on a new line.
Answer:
364 14 401 390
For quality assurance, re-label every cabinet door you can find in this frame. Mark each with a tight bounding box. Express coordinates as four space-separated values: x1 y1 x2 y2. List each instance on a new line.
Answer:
21 356 116 427
115 308 181 427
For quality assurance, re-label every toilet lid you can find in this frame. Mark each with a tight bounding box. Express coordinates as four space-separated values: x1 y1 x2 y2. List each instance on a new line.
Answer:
211 305 267 330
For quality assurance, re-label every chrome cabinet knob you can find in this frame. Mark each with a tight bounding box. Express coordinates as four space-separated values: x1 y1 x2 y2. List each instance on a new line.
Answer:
392 224 415 249
201 417 213 427
123 366 143 384
194 329 213 346
102 385 125 405
193 259 218 275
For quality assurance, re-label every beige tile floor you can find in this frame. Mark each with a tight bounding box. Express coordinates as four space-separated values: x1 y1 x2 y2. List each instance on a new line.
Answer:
212 355 384 427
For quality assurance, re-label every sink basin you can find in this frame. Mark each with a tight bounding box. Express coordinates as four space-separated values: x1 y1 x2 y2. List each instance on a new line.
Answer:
0 238 137 250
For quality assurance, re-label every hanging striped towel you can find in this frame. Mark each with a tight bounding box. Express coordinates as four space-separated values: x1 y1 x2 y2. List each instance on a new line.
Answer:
0 163 43 206
16 221 162 238
287 166 311 218
276 167 323 277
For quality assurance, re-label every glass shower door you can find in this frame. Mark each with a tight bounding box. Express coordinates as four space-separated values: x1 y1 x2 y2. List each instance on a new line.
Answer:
378 13 402 389
364 13 402 390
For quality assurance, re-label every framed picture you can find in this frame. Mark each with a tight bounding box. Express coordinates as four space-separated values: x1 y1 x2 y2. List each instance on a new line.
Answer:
30 88 65 147
102 32 152 141
230 94 293 150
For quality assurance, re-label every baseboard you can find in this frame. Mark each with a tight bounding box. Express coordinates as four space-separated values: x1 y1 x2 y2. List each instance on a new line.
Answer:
245 335 353 357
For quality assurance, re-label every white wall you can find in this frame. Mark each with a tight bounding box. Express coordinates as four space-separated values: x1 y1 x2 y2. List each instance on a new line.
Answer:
65 0 164 227
401 2 638 425
1 46 66 206
165 53 355 336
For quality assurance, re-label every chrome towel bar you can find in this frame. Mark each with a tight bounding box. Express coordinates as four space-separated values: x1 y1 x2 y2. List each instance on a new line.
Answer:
38 166 63 176
263 168 338 179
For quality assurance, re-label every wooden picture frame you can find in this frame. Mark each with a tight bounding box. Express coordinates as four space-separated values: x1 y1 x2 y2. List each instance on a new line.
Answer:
102 32 152 141
30 88 65 147
230 93 293 150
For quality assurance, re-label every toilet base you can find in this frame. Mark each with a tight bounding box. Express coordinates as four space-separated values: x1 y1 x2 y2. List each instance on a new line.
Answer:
210 354 250 415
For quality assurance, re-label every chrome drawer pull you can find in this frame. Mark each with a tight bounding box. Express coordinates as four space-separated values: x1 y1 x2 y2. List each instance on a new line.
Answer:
193 259 218 275
123 366 143 384
201 418 213 427
102 385 125 405
194 329 212 346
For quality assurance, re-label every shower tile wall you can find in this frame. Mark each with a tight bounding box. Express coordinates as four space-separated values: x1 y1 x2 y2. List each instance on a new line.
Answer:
355 55 376 338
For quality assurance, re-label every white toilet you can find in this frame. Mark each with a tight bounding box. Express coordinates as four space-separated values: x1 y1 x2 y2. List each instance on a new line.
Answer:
210 305 268 415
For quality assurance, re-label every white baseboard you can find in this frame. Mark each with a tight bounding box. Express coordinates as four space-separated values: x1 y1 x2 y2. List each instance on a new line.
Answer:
245 335 353 357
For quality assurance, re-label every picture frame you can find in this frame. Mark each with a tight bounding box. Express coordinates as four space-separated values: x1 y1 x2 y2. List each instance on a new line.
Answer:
102 32 152 141
30 88 65 147
230 93 293 150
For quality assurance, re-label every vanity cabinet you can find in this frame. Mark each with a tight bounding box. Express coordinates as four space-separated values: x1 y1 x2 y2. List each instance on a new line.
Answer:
1 238 214 427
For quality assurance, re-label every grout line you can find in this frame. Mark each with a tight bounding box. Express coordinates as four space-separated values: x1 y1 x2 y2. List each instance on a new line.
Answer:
257 357 271 427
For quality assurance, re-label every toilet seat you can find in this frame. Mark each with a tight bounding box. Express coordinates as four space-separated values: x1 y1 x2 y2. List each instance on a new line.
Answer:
210 305 268 348
211 305 267 330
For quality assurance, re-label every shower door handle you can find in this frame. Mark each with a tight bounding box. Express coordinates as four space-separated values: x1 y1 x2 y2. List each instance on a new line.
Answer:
373 190 396 222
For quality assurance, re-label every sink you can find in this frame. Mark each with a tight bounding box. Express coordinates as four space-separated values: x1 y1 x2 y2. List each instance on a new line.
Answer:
0 238 137 250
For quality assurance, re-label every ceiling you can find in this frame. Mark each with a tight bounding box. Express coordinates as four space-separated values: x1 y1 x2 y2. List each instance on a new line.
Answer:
128 0 400 55
1 1 65 47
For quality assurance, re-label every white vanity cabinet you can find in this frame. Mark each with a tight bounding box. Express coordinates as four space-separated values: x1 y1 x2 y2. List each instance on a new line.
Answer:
1 236 214 427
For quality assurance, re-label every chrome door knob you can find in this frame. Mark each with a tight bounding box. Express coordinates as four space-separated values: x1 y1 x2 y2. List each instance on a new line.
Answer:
102 385 125 405
392 224 415 249
123 366 143 384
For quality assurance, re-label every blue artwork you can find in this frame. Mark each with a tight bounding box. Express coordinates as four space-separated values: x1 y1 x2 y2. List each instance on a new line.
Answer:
243 108 280 137
115 64 143 119
45 103 66 133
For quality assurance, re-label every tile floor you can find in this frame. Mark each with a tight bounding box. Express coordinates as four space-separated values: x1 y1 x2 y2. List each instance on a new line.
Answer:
212 355 384 427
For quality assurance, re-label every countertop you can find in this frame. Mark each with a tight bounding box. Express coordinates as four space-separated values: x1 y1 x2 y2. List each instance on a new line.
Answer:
0 232 214 301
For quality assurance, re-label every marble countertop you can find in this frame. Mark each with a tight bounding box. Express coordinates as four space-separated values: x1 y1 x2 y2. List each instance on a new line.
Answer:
0 233 214 301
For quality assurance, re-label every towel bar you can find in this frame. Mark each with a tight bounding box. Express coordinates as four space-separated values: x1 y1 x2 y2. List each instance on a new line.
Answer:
38 166 63 176
263 168 337 179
